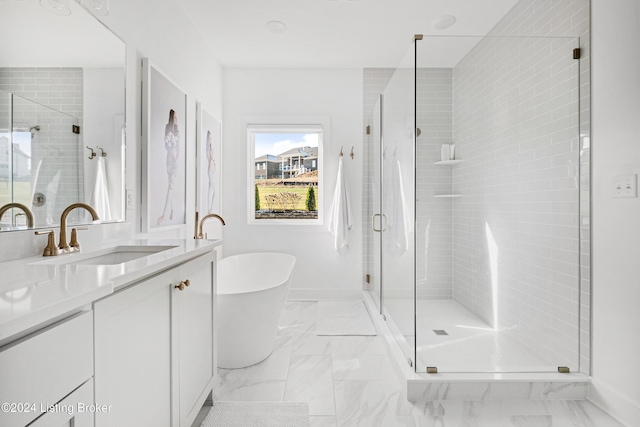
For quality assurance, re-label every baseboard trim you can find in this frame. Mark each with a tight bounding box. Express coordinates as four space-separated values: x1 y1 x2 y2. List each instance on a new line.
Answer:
588 378 640 426
286 288 362 301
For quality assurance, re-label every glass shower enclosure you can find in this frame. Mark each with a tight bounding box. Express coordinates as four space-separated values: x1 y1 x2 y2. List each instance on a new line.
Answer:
0 89 81 229
367 35 583 374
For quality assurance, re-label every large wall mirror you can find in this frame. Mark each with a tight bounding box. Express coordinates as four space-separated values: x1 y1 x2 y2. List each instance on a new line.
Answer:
0 0 125 232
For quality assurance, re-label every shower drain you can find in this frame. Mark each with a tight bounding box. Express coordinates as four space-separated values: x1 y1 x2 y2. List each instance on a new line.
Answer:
433 329 448 336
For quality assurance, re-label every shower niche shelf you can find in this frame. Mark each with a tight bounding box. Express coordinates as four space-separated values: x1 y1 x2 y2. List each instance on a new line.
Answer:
434 194 462 198
434 160 463 165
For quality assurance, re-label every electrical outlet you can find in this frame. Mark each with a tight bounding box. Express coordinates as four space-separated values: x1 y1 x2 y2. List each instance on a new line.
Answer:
126 189 135 210
613 174 638 198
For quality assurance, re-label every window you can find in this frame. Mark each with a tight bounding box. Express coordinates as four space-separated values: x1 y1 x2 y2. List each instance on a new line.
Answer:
247 122 324 224
0 131 32 208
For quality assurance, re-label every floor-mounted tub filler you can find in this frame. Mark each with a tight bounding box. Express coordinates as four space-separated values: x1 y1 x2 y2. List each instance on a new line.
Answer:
216 252 296 369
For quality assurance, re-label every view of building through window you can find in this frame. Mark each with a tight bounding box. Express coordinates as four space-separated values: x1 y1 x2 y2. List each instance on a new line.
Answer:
251 130 321 220
0 131 31 207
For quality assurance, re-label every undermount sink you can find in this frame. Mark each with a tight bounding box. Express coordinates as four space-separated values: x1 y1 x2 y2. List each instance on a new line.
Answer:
31 245 178 266
73 246 177 265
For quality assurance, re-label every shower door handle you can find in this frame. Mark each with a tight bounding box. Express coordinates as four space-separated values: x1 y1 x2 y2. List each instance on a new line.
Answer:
372 214 382 232
372 214 388 232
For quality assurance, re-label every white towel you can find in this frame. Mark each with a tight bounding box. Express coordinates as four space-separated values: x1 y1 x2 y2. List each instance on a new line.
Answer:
328 157 352 254
390 157 411 256
90 156 111 220
30 159 43 204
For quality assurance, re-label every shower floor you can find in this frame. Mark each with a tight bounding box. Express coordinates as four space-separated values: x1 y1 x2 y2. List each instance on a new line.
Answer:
383 298 556 373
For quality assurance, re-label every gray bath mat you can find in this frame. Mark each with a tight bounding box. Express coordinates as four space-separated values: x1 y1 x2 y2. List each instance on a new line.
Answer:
315 300 377 336
200 402 309 427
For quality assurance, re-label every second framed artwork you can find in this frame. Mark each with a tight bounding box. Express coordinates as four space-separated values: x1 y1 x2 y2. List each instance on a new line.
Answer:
196 103 222 216
141 58 187 232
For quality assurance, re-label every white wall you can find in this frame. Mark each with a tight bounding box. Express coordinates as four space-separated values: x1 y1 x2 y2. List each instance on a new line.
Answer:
103 0 224 239
590 0 640 424
223 68 363 296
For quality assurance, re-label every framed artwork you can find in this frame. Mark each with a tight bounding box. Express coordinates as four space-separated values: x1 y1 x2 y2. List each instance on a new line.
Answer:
196 102 222 216
141 58 187 232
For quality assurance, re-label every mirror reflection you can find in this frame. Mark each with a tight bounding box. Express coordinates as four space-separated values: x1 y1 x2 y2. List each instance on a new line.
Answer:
0 0 125 231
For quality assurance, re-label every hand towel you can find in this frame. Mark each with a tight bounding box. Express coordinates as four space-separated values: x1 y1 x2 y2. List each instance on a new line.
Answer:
328 157 352 254
90 156 111 220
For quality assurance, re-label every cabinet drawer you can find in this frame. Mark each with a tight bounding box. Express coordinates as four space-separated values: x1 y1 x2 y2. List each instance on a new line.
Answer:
0 311 93 427
29 379 94 427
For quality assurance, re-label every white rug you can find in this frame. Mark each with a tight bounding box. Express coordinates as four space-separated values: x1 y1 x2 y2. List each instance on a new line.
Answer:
201 402 309 427
315 300 377 336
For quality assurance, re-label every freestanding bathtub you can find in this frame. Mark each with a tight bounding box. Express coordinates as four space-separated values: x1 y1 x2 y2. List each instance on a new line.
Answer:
216 252 296 369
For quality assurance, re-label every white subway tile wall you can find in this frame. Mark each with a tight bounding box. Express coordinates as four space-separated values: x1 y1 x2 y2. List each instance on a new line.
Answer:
451 35 581 370
415 68 454 299
0 68 84 226
480 0 591 375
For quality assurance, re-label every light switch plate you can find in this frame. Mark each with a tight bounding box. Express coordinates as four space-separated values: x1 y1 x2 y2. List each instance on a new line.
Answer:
613 174 638 198
126 189 135 210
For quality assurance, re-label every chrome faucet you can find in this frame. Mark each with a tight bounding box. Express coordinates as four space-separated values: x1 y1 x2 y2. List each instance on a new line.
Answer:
59 203 99 253
0 203 34 228
194 212 225 239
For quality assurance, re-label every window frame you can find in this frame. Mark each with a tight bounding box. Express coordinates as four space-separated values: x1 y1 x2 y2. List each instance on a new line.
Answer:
245 117 328 226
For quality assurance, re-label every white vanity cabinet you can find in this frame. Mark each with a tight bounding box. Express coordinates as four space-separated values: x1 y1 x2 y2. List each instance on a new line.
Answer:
0 311 95 427
172 253 216 427
93 250 216 427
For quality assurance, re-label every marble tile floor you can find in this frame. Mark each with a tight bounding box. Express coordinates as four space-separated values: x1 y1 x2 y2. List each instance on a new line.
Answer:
195 300 622 427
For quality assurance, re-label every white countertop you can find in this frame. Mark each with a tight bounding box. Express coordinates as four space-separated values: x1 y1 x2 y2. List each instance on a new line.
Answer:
0 238 221 343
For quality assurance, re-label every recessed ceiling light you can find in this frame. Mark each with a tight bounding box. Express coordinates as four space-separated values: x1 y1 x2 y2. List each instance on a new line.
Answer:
81 0 110 16
265 20 287 35
433 15 457 30
39 0 71 16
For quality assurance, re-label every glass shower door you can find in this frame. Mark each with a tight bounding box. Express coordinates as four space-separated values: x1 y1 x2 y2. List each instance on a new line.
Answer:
11 95 81 227
369 96 382 312
369 33 582 375
377 44 418 367
413 35 582 374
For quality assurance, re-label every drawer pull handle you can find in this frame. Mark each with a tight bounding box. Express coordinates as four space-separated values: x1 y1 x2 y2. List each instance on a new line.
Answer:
174 279 190 291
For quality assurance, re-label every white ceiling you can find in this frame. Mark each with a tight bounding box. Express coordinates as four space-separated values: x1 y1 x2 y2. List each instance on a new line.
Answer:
176 0 519 69
0 1 124 68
